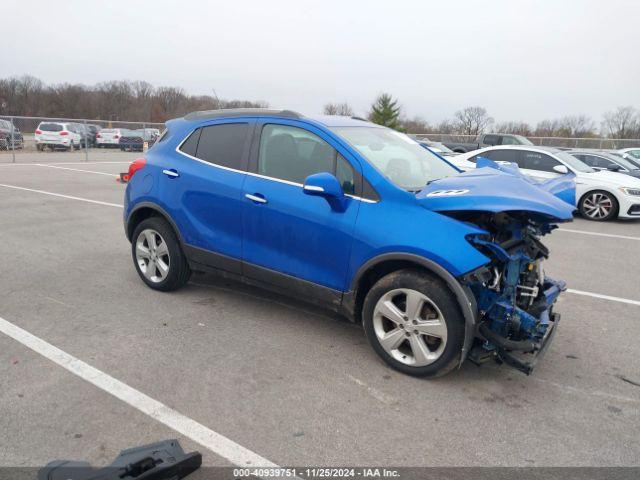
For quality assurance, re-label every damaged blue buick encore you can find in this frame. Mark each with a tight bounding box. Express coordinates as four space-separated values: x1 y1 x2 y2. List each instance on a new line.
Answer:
123 109 576 377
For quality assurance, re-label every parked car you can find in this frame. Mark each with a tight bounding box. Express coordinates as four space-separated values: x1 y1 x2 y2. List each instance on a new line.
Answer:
416 139 457 156
96 128 122 148
457 145 640 221
567 150 640 179
87 124 102 144
119 129 145 152
34 122 82 151
616 148 640 166
69 123 92 148
443 133 534 153
0 119 24 150
124 109 575 377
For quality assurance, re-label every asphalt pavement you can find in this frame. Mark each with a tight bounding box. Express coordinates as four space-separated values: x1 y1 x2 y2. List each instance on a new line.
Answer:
1 150 639 468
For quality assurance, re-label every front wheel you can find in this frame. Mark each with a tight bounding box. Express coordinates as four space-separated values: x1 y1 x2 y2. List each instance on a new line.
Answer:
579 190 618 221
362 269 465 378
131 217 191 291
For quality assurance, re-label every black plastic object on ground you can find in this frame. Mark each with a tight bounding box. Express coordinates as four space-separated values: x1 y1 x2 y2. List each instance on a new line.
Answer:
38 440 201 480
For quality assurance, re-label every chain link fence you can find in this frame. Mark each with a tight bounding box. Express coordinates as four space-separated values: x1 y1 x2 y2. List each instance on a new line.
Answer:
0 115 164 162
413 133 640 150
2 115 640 163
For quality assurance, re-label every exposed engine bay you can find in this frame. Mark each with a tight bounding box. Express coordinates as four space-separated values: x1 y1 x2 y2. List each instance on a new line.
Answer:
456 211 565 374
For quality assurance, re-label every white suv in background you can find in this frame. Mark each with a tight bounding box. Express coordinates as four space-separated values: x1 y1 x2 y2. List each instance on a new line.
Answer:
96 128 123 148
34 122 82 151
455 145 640 221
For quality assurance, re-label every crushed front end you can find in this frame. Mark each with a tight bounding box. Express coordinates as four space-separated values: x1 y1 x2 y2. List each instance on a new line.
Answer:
459 212 565 374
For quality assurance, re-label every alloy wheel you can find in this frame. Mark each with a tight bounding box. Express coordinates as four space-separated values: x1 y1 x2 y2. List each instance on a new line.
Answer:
582 192 613 219
135 229 170 283
372 288 448 366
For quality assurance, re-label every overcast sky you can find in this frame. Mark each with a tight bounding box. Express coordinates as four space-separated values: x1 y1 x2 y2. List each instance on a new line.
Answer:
3 0 639 124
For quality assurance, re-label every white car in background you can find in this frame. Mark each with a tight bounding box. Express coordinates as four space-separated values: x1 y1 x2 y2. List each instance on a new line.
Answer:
454 145 640 221
96 128 123 148
34 122 82 151
615 148 640 167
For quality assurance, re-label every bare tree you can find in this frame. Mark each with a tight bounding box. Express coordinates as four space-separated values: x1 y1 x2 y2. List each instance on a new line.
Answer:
602 106 639 138
454 106 493 135
323 102 354 116
398 116 430 133
434 119 457 134
494 121 533 136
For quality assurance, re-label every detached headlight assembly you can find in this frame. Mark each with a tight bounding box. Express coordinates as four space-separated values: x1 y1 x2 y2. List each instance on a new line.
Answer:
620 187 640 196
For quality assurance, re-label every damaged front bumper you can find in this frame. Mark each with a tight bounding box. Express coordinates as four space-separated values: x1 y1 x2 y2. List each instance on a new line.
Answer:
476 278 565 374
462 225 567 375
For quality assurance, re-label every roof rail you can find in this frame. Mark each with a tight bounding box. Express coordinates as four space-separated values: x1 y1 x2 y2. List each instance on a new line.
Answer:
183 108 303 121
351 116 369 122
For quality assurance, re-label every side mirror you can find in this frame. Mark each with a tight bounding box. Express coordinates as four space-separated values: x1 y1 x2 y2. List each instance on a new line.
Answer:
607 164 622 172
553 165 569 174
303 172 346 211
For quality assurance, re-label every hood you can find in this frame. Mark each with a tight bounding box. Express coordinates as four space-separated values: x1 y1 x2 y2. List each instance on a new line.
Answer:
582 169 640 187
416 158 576 222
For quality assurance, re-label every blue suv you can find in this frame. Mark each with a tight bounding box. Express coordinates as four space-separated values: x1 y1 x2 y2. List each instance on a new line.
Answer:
124 109 576 377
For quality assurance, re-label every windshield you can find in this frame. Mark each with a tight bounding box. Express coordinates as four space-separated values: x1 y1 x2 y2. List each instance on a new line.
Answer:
332 127 459 190
555 151 595 173
606 154 639 170
514 135 534 146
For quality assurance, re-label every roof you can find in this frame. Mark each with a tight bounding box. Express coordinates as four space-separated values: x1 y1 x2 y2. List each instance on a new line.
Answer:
182 109 374 127
477 144 566 154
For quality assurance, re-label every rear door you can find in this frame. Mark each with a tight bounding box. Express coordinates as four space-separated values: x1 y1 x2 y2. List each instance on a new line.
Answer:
164 119 255 273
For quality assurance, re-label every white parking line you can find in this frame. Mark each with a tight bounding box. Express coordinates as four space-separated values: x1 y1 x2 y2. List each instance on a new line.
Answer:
0 315 278 469
567 289 640 306
36 164 119 177
558 228 640 241
0 183 123 208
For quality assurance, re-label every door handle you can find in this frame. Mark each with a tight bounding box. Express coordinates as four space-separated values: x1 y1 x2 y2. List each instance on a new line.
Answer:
162 169 179 178
245 193 267 204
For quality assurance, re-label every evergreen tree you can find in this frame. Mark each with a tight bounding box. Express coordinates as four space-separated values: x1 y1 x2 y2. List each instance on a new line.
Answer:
369 93 402 130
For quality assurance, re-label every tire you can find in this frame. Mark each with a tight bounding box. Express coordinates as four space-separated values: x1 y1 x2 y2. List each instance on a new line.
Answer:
579 190 618 221
131 217 191 292
362 269 465 378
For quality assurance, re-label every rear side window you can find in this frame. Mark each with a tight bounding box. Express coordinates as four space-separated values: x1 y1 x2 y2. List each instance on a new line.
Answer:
581 154 615 169
483 135 499 146
39 123 63 132
521 151 561 172
195 123 249 170
481 149 519 164
179 129 201 156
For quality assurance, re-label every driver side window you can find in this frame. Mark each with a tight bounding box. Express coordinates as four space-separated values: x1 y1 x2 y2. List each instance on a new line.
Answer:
258 124 335 185
258 124 365 197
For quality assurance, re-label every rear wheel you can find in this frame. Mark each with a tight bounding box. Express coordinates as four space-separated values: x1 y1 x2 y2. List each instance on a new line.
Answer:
579 190 618 221
362 269 465 378
131 217 191 292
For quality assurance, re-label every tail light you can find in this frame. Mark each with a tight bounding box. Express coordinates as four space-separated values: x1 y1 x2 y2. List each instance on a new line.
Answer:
114 134 120 139
96 133 102 138
60 131 69 136
123 158 147 182
35 129 42 135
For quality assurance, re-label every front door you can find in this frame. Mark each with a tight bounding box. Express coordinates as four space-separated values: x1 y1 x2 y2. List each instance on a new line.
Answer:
241 121 361 297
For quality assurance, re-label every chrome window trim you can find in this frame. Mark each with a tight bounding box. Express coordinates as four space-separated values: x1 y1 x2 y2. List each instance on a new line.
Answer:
175 128 379 204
